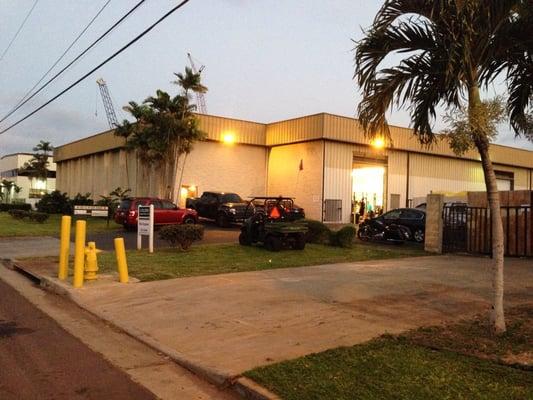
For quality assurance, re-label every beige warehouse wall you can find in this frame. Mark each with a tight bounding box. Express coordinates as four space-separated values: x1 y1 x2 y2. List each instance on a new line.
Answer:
267 141 324 221
179 141 267 199
387 151 408 209
407 153 531 200
56 141 267 201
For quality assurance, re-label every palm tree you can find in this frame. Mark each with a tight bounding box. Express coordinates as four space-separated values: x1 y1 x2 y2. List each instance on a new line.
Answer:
1 179 15 203
33 140 53 156
354 0 532 334
116 67 206 201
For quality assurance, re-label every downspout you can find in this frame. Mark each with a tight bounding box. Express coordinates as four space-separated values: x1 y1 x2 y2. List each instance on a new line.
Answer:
321 140 326 222
405 151 410 207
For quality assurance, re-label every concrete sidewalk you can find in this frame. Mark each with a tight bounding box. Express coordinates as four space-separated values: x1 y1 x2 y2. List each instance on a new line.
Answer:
27 255 532 382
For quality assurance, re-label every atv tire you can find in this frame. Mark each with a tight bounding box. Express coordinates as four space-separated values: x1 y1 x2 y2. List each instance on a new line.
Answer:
293 233 306 250
239 232 252 246
264 235 282 252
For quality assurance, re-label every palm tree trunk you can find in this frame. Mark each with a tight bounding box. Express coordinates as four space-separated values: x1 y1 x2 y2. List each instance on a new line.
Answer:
469 85 506 334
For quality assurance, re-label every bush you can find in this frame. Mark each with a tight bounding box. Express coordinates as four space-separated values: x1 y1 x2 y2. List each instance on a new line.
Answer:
70 192 94 206
8 209 30 219
159 224 204 250
0 203 31 212
36 190 71 214
303 219 331 244
330 225 357 248
28 212 49 223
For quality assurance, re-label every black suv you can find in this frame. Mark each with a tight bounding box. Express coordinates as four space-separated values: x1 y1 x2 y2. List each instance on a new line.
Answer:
186 191 252 227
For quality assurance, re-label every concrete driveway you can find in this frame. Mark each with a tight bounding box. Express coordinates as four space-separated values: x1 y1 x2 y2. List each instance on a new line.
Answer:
69 255 532 378
0 237 72 259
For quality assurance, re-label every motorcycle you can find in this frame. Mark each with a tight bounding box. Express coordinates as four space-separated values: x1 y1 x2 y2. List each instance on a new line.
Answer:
357 218 410 244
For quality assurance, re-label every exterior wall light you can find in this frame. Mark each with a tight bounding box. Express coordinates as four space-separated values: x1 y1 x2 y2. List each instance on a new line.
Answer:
222 132 236 145
371 137 385 149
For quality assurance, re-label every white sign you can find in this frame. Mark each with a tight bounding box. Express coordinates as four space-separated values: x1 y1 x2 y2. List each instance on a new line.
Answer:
74 205 109 217
137 204 154 253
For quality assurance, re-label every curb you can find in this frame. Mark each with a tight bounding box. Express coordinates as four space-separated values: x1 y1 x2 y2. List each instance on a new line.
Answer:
2 259 280 400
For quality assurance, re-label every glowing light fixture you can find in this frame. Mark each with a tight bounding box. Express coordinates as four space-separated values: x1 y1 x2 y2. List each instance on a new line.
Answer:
222 132 236 145
371 137 385 149
188 185 196 193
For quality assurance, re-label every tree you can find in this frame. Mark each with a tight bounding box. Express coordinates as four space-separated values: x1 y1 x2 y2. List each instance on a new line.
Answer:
354 0 532 334
116 68 206 202
20 140 54 189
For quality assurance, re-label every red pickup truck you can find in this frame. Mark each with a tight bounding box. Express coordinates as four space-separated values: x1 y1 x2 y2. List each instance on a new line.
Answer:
114 197 198 230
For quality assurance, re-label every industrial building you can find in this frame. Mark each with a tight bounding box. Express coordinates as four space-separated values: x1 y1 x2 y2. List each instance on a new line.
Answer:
0 153 57 207
54 113 533 223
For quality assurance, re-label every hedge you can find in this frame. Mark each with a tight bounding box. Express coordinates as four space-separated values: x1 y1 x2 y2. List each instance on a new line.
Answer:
159 224 204 250
0 203 31 212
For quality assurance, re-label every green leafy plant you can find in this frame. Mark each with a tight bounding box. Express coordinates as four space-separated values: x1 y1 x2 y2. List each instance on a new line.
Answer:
36 190 71 214
302 219 331 244
158 224 204 250
8 209 29 219
28 212 49 223
330 226 357 248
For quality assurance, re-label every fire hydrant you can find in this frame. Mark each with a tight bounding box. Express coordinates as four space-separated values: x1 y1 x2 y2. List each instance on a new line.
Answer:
84 241 101 280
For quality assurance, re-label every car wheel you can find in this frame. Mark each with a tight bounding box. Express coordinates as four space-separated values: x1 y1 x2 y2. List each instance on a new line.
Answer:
293 233 306 250
413 229 425 243
264 235 282 252
239 232 252 246
183 217 195 224
216 213 229 228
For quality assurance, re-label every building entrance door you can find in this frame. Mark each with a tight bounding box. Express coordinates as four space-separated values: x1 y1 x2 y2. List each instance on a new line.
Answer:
352 164 386 223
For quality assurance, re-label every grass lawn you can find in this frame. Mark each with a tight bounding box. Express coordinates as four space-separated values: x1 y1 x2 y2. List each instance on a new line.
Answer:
245 305 533 400
98 242 427 281
245 337 533 400
0 212 120 237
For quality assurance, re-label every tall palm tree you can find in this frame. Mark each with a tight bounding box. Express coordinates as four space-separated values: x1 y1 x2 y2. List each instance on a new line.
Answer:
33 140 53 156
355 0 532 334
116 68 206 201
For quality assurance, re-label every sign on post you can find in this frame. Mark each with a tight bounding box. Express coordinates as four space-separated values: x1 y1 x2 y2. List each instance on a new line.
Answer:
74 205 109 217
137 204 154 253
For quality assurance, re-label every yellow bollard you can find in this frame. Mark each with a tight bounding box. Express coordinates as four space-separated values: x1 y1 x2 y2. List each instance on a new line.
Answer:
73 220 87 288
114 237 129 283
58 215 71 280
84 242 101 280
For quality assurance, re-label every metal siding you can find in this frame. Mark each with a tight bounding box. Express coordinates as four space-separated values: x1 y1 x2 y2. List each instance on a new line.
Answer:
324 141 355 223
197 114 266 146
266 114 324 146
387 151 407 209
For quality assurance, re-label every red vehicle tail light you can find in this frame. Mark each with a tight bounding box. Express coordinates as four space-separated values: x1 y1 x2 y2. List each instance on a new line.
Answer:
129 210 137 217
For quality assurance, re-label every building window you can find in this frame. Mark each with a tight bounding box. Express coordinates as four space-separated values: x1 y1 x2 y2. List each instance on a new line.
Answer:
495 170 514 191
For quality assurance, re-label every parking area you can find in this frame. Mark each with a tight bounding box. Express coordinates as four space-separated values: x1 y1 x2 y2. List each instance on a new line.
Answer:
84 219 240 251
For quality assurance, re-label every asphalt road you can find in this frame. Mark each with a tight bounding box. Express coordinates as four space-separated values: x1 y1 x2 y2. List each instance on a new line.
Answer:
0 279 156 400
85 220 240 251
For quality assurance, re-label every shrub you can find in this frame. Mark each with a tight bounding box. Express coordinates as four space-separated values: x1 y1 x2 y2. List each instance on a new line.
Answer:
159 224 204 250
28 212 49 223
330 225 357 248
70 192 94 206
36 191 72 214
0 203 31 212
8 209 29 219
302 219 331 244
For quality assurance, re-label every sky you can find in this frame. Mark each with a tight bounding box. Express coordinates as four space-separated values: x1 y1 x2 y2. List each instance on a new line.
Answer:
0 0 531 156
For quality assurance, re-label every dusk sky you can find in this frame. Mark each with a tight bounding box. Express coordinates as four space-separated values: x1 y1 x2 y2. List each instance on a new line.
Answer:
0 0 531 156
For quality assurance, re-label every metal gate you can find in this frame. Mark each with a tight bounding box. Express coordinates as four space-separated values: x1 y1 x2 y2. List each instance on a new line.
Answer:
443 204 532 257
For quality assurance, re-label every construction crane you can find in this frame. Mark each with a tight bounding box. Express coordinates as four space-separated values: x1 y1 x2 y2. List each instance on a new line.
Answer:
96 78 119 129
187 52 207 114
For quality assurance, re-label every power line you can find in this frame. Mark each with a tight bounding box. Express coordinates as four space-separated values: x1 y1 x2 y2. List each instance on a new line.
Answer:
0 0 192 135
12 0 113 111
0 0 39 65
0 0 147 124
